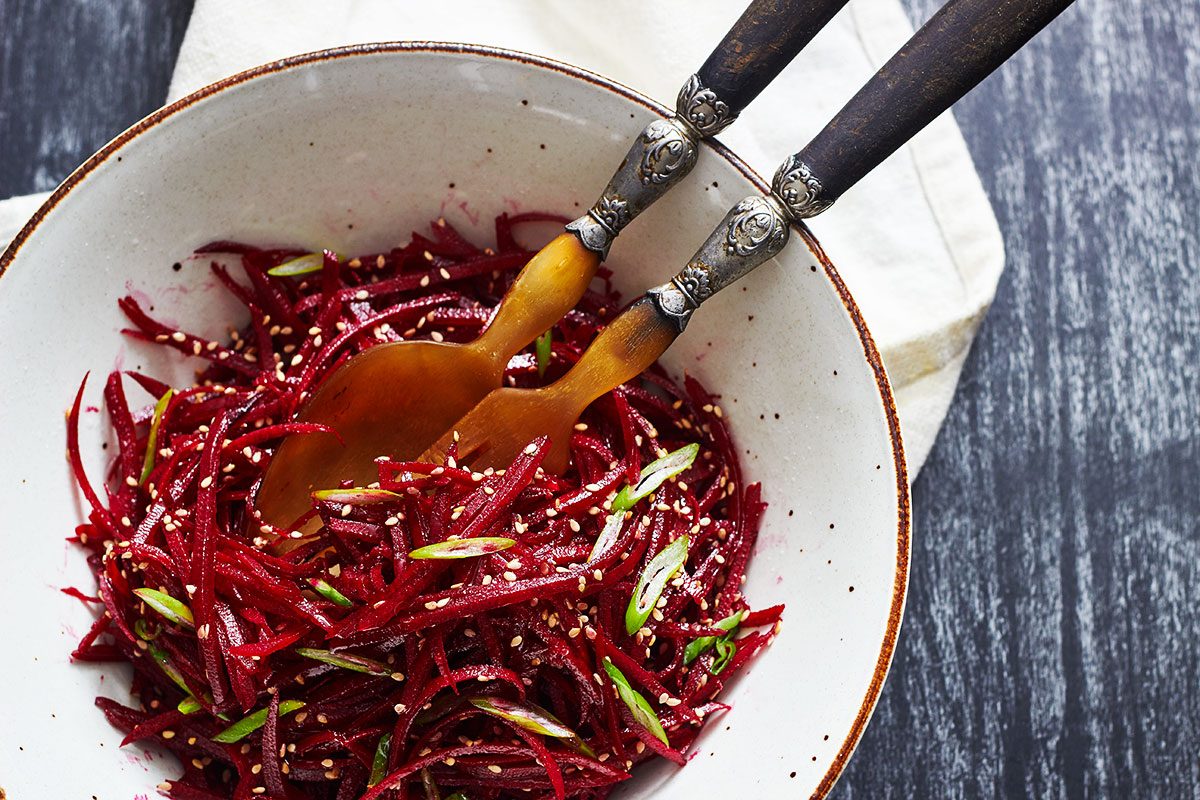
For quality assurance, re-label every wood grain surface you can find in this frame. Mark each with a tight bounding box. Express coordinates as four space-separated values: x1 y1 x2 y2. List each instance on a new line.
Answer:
1 0 1196 797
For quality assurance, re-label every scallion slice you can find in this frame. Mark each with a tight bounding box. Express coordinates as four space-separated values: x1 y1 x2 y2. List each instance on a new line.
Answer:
267 252 325 277
588 513 624 563
469 697 577 739
148 644 190 694
611 443 699 512
311 488 402 504
625 535 688 635
683 610 745 665
134 587 194 629
602 658 668 745
409 537 516 560
133 618 160 641
177 696 202 715
211 700 305 743
368 732 392 787
535 329 552 377
711 637 737 675
139 389 172 486
308 578 354 608
295 647 391 676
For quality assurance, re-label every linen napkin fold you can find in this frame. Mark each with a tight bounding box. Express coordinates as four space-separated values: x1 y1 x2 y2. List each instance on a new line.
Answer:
0 0 1004 475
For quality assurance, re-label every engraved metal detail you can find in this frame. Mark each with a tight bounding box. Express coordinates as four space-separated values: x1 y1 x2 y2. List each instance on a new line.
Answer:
639 120 699 185
652 193 791 332
674 264 713 304
771 155 834 219
724 196 789 256
675 74 738 137
592 192 630 233
566 75 734 257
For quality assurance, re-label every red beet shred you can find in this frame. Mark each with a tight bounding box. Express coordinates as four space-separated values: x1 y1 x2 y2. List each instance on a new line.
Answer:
68 213 782 800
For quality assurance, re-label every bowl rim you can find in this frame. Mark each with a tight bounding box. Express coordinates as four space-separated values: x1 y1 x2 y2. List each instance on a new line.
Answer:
0 41 910 797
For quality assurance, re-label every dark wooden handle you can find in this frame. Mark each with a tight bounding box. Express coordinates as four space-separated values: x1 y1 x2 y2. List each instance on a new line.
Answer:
796 0 1075 203
697 0 850 115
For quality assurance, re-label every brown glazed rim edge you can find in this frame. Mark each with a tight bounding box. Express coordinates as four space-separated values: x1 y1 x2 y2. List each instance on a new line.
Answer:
0 41 911 799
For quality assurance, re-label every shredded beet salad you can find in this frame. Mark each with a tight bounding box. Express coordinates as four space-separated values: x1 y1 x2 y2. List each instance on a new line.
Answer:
66 213 783 800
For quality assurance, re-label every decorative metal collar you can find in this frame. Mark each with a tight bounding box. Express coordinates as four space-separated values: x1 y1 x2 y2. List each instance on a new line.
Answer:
771 155 833 219
566 74 737 258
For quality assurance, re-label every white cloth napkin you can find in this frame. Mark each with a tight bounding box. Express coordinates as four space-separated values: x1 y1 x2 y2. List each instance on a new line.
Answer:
0 0 1003 475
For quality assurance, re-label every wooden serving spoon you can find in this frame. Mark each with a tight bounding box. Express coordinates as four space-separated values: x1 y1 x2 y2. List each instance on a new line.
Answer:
257 0 851 527
423 0 1078 473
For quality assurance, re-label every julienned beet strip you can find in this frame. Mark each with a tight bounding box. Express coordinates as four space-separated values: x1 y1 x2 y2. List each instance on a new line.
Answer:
67 213 782 800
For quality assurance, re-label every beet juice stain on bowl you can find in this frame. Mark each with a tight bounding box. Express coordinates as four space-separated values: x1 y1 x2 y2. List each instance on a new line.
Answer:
65 213 783 799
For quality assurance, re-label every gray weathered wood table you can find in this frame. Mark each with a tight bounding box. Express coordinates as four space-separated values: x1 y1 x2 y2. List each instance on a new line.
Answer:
1 0 1196 796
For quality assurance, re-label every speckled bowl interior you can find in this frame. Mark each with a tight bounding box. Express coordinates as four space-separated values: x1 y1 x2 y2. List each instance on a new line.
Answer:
0 44 908 799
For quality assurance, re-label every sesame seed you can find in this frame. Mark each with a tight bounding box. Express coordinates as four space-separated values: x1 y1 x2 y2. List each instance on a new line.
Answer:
430 331 444 342
162 730 175 739
439 267 451 280
568 627 581 638
419 275 431 287
199 476 213 489
252 788 266 795
424 601 438 610
394 703 407 713
321 758 334 768
510 635 523 647
171 332 187 342
593 569 603 581
488 765 503 774
503 571 517 582
354 289 370 300
436 597 450 608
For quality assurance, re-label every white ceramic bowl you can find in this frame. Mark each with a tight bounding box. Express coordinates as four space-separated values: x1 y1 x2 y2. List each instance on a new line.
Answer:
0 44 908 799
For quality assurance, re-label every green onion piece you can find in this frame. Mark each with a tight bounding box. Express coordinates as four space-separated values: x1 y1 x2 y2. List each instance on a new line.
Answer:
133 618 160 641
211 700 305 743
148 644 190 694
409 537 516 560
588 513 624 563
601 658 668 745
445 795 469 800
139 389 173 486
267 252 325 277
711 638 737 675
368 732 392 787
535 330 552 377
611 443 700 512
311 488 402 504
177 696 202 715
308 578 354 608
134 588 194 629
295 647 392 676
469 697 577 739
683 610 745 665
625 535 688 635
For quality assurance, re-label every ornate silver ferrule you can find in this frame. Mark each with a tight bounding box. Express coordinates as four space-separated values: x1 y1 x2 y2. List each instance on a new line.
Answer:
649 194 791 332
567 75 737 259
771 154 834 219
674 74 738 137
